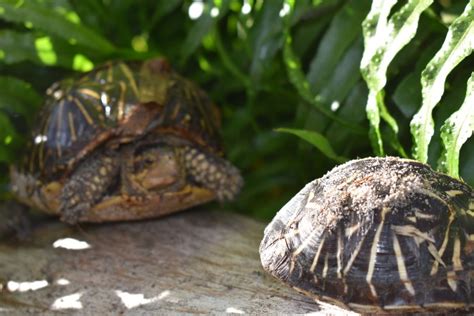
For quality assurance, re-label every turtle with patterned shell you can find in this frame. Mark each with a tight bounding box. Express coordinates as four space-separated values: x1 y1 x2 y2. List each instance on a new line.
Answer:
260 157 473 313
10 58 243 224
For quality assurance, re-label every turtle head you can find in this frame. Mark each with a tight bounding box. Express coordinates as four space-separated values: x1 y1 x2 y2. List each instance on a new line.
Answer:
132 143 243 203
138 58 175 105
132 144 182 191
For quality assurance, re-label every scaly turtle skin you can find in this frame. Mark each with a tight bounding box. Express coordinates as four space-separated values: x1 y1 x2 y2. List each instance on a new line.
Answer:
10 59 242 224
260 157 473 314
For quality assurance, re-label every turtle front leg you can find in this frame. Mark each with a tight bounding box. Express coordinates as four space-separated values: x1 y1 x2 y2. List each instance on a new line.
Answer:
181 146 243 201
60 151 120 224
119 145 150 198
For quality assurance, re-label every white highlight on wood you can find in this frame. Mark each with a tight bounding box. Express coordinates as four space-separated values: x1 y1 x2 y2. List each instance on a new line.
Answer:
226 307 245 314
53 238 91 250
7 280 49 292
56 278 70 286
115 290 169 309
51 293 83 310
392 232 415 296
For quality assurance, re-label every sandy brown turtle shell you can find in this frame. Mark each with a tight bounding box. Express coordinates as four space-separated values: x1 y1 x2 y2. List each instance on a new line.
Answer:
260 157 473 314
10 59 242 223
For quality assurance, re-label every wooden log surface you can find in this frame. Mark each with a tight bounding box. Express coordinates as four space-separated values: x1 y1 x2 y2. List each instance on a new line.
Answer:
0 209 354 315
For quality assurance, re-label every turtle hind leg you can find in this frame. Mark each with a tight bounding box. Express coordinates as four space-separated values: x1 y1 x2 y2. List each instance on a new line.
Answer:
182 146 243 201
60 150 119 224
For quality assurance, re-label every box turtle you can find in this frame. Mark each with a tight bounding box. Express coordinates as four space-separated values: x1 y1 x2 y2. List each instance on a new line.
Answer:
10 58 242 224
260 157 473 313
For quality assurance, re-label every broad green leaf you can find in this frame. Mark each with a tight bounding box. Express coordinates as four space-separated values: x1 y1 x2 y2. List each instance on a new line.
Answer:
0 30 38 64
392 72 421 118
0 76 42 122
301 37 365 134
0 112 20 163
361 0 433 91
377 92 408 157
276 128 348 163
326 82 368 152
214 27 251 88
0 30 91 69
460 141 474 186
308 0 370 90
318 37 364 105
181 0 229 64
365 90 384 155
0 0 115 54
361 0 433 156
249 0 284 85
410 0 474 162
283 33 364 134
180 8 215 64
438 72 474 178
147 0 182 32
392 40 442 118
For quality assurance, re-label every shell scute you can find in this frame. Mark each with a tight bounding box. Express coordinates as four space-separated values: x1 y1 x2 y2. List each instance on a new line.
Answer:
24 60 221 182
260 157 473 313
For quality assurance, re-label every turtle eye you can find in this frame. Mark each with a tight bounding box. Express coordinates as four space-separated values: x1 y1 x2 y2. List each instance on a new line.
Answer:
143 157 155 165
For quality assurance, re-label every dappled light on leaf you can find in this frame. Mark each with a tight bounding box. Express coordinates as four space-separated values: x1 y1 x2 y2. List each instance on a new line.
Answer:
35 36 57 65
72 54 94 72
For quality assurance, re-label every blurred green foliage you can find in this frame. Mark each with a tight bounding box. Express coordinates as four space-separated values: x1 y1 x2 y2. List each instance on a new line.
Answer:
0 0 472 219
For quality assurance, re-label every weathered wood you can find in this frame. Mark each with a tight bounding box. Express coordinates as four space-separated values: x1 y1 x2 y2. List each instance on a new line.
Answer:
0 209 353 315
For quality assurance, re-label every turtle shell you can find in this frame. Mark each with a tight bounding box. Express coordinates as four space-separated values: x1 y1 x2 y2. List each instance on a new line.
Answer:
260 157 473 313
23 59 221 181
